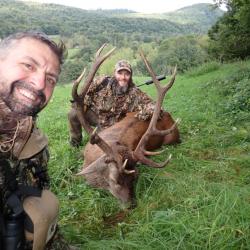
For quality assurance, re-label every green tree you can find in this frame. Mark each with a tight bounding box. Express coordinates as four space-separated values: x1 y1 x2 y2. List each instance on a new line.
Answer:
208 0 250 60
151 36 208 74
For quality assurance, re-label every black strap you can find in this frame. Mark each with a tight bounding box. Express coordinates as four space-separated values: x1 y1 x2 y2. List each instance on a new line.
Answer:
5 185 42 234
6 185 41 215
0 211 4 233
95 76 111 92
1 160 42 236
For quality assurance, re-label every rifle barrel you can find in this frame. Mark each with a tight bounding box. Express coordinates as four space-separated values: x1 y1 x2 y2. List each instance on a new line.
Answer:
137 74 166 87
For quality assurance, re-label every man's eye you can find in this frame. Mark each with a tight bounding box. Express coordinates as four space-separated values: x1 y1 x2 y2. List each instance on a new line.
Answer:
47 77 56 86
23 63 33 70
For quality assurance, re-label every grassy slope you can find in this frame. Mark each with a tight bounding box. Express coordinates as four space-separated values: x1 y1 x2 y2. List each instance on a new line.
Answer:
38 60 250 249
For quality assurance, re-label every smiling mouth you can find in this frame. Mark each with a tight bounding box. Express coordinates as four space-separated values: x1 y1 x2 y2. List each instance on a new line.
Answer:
18 88 38 101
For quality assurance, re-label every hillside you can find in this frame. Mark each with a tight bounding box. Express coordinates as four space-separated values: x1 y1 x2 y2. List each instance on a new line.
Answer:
124 3 224 32
0 0 223 44
164 3 223 26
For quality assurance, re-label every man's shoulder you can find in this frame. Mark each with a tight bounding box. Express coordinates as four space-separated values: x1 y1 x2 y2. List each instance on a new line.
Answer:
128 85 153 102
88 75 111 93
94 75 111 85
128 84 142 94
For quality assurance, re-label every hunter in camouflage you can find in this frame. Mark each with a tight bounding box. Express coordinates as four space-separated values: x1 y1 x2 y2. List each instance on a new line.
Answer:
0 32 77 250
68 60 156 147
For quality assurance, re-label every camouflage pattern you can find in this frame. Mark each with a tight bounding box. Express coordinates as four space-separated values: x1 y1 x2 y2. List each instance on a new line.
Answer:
16 146 50 189
0 101 33 160
115 60 132 73
84 76 155 129
0 99 73 250
0 100 50 191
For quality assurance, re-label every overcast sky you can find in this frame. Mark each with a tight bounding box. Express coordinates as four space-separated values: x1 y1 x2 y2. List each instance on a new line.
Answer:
25 0 216 13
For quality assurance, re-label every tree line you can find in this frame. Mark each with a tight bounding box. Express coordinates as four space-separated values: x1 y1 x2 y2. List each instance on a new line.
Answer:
1 0 249 82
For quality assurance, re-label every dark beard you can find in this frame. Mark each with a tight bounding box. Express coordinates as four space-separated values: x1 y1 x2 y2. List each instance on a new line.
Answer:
111 77 130 96
1 80 46 117
115 84 129 95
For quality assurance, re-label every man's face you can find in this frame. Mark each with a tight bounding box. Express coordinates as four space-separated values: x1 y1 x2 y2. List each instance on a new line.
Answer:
0 38 60 117
115 69 131 87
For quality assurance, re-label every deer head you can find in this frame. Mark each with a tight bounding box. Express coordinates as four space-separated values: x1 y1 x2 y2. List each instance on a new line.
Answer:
72 44 179 205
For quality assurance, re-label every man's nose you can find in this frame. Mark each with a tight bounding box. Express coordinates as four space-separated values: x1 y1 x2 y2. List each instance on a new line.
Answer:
29 72 46 90
121 73 126 79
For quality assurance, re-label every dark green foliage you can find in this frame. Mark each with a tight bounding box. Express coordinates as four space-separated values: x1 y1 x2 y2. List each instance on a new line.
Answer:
59 59 86 83
202 63 250 123
151 36 209 73
208 0 250 60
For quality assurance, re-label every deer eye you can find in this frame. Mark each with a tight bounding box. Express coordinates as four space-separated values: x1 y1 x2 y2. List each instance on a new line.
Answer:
104 156 114 164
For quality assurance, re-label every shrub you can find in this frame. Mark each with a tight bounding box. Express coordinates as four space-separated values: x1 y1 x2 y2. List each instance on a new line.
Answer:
204 65 250 123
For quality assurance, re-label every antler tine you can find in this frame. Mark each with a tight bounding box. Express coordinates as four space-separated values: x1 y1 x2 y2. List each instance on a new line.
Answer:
140 50 177 95
75 68 87 84
72 44 116 131
140 50 161 91
79 45 116 98
155 118 180 137
72 68 86 102
95 43 107 58
135 151 172 168
133 50 177 168
163 66 177 94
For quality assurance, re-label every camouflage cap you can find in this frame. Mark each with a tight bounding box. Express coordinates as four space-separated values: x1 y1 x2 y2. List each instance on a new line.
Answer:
115 60 132 73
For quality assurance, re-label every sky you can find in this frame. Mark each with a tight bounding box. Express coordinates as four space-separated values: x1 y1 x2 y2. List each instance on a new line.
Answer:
24 0 217 13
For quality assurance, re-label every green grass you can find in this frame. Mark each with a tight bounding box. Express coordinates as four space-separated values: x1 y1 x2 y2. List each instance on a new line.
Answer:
37 59 250 249
185 61 221 77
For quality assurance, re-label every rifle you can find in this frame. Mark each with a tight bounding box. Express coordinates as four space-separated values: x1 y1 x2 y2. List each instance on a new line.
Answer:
137 74 166 87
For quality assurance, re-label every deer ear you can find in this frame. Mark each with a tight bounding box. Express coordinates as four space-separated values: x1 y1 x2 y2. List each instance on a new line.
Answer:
108 166 124 199
75 167 94 176
75 155 107 176
108 164 119 183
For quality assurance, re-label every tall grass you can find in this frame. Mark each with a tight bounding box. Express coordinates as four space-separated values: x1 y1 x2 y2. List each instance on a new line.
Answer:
38 60 250 249
185 61 221 77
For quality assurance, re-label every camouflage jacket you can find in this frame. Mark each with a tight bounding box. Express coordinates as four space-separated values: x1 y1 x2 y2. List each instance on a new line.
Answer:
84 76 156 129
0 100 50 205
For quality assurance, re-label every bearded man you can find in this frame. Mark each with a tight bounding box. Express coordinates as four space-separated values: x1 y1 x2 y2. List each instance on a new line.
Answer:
68 60 157 147
0 31 77 250
68 59 180 147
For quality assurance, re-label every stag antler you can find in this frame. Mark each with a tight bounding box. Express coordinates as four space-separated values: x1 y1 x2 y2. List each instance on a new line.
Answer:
132 51 179 168
72 44 125 167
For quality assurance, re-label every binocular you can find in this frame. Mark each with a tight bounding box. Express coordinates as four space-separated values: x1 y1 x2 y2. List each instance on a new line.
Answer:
1 210 25 250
